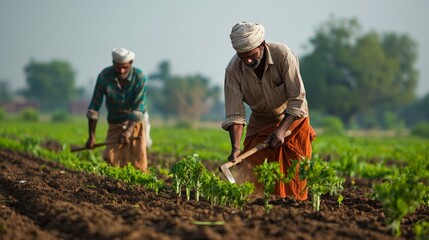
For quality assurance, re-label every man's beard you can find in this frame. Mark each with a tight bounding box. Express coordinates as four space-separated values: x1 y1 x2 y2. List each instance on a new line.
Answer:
116 72 130 80
247 49 264 69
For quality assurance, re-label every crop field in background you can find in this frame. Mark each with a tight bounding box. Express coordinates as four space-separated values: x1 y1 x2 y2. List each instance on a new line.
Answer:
0 118 428 240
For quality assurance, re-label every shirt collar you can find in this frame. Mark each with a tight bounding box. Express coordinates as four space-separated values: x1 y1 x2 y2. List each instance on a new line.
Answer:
264 42 274 65
126 68 134 81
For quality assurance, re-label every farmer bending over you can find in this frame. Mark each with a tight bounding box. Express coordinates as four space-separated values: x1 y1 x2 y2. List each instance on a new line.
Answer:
86 47 150 172
222 21 316 200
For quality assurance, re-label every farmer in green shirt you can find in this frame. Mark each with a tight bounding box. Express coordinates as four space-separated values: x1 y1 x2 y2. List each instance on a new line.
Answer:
86 47 149 172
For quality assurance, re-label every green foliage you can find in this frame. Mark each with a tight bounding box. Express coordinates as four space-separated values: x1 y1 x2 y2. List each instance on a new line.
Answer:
171 154 253 207
200 172 254 208
170 153 207 201
329 151 395 180
21 137 42 155
254 159 285 213
373 173 427 237
170 153 254 207
320 116 345 135
0 132 164 193
382 111 403 131
414 221 429 240
0 107 5 120
150 127 230 162
410 122 429 138
148 60 222 122
101 165 164 193
174 120 192 129
2 119 429 233
51 111 70 122
0 137 22 150
301 16 417 125
23 59 76 112
20 108 39 121
401 93 429 126
293 157 344 211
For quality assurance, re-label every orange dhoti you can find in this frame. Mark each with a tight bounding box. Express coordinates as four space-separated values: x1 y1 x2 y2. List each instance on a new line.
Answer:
102 121 148 172
232 117 316 200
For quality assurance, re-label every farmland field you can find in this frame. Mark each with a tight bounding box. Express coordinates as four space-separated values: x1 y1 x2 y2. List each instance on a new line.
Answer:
0 118 428 240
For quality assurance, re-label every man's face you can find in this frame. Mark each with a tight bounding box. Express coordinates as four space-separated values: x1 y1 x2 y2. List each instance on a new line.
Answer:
237 45 264 69
113 61 132 80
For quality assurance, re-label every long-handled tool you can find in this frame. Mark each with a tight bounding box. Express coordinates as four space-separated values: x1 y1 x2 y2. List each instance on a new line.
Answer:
70 137 141 152
218 130 291 183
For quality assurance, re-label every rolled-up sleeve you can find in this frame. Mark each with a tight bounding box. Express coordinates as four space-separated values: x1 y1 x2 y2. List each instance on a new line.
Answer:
87 75 104 120
221 69 247 130
283 52 308 118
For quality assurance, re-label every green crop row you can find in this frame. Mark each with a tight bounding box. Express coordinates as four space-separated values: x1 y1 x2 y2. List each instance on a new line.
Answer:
0 135 164 193
170 154 254 208
2 119 429 237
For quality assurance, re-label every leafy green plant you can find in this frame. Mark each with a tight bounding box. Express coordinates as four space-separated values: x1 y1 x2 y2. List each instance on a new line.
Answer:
1 135 165 193
414 221 429 240
373 173 427 237
170 154 254 208
102 165 164 193
21 137 42 155
410 121 429 138
20 107 39 122
51 111 70 122
292 156 344 211
320 116 345 135
254 159 285 213
200 172 253 208
170 154 207 201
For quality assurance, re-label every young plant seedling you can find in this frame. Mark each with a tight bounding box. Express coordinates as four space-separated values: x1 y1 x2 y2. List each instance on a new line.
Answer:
254 159 285 213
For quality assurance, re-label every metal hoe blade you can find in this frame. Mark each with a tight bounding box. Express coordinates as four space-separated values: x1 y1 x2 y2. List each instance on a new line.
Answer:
219 163 236 183
217 130 291 184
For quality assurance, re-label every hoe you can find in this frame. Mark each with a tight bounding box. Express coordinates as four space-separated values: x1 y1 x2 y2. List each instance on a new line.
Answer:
70 137 141 152
218 130 291 183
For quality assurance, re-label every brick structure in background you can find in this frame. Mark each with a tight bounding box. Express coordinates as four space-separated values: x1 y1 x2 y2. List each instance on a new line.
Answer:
0 101 39 113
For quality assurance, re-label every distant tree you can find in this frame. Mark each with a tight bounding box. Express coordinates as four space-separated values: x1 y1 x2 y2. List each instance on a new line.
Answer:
23 59 75 112
381 33 418 105
0 80 12 101
165 74 217 122
148 60 221 122
400 93 429 126
301 16 418 126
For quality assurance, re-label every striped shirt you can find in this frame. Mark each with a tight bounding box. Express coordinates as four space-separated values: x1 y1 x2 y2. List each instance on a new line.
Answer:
87 66 147 124
222 42 308 137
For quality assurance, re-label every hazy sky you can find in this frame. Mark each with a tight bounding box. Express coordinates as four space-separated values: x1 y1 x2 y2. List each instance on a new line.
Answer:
1 0 428 97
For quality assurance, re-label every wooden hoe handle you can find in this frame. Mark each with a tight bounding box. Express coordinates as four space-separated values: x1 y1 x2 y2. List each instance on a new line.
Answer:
222 129 292 168
70 137 141 152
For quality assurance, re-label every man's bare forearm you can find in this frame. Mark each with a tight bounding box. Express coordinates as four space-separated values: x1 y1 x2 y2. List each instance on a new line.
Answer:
88 119 98 139
228 124 243 150
278 113 297 137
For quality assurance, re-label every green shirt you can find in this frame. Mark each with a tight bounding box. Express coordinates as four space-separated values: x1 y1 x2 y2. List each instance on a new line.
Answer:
87 66 147 124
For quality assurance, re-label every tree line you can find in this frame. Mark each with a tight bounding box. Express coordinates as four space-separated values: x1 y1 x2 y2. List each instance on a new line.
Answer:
1 16 428 129
300 17 423 129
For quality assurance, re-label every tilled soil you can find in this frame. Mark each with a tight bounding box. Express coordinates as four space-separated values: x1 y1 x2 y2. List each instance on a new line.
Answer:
0 148 426 240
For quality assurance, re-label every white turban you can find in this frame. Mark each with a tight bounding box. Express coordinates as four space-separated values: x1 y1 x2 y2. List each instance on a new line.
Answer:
230 21 265 53
112 47 135 63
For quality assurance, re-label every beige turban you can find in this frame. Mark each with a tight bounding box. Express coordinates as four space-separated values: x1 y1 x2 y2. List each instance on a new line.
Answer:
230 21 265 53
112 47 135 63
